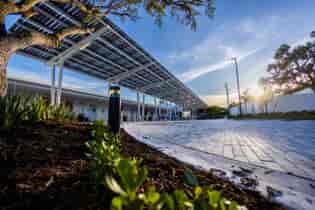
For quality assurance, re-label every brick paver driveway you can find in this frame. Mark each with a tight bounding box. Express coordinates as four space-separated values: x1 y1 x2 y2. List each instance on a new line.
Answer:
125 119 315 179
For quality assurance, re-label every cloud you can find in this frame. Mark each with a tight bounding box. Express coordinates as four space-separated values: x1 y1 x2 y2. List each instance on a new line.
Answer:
178 47 262 82
168 15 287 83
201 92 239 107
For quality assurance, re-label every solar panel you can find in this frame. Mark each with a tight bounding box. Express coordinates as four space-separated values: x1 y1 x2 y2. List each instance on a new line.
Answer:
9 0 207 109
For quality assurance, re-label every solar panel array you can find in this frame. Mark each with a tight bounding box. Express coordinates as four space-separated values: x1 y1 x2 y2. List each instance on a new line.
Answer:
10 0 207 109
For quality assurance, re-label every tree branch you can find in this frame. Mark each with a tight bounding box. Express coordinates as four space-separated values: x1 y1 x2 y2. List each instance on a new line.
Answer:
9 26 92 53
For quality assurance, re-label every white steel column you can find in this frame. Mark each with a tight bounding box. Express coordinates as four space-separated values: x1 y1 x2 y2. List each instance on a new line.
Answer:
56 63 64 106
50 65 56 105
137 91 140 121
142 94 145 121
158 100 161 120
166 102 169 120
154 97 158 121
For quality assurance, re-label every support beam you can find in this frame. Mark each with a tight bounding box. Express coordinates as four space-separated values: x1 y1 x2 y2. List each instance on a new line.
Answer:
107 62 153 83
140 79 172 92
47 26 110 65
50 65 56 105
56 63 64 106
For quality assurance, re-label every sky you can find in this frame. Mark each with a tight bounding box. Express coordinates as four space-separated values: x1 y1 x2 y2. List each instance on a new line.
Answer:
6 0 315 106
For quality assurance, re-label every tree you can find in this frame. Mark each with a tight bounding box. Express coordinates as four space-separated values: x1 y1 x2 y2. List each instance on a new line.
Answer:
258 78 273 114
206 106 227 118
266 31 315 94
241 89 252 114
0 0 215 97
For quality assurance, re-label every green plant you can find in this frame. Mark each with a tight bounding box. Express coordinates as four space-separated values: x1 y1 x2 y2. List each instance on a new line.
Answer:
0 94 30 131
91 120 112 141
107 163 238 210
106 158 148 209
28 96 50 122
86 122 240 210
50 103 76 121
86 121 122 188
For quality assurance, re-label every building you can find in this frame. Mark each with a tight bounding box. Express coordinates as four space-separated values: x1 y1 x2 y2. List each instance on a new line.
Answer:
8 78 176 122
229 90 315 116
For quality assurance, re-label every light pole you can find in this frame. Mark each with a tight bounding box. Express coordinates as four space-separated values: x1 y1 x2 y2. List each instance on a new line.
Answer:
231 57 242 117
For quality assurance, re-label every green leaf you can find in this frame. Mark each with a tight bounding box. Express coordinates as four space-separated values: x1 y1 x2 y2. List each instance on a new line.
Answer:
160 193 175 210
105 176 127 196
220 200 227 210
111 196 124 210
183 169 199 187
145 186 160 204
208 190 221 208
174 190 189 209
116 158 148 198
228 201 238 210
194 186 203 199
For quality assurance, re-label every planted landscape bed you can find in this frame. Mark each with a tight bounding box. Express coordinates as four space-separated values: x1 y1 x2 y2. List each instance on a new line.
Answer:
0 120 284 210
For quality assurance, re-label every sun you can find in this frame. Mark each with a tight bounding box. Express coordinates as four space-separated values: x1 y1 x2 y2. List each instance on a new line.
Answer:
248 85 264 98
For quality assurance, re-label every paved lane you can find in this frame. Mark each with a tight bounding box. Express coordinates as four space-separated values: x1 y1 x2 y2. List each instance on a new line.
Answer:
125 119 315 179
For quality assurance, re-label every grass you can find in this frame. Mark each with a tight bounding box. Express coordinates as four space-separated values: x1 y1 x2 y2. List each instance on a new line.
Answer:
230 111 315 120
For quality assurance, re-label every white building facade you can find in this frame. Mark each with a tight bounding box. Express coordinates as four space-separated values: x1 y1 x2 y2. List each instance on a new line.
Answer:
8 78 174 122
230 92 315 116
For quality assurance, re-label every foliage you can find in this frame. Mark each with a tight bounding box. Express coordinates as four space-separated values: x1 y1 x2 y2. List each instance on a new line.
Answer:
266 31 315 94
91 120 112 140
258 78 273 114
206 106 227 118
0 94 77 130
28 96 51 121
86 121 240 210
241 89 253 114
183 169 199 187
86 121 121 188
0 94 30 131
50 103 76 121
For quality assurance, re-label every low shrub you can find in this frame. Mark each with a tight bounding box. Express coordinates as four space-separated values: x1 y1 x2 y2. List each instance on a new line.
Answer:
50 103 77 121
86 121 239 210
28 96 51 122
0 94 77 131
0 94 30 131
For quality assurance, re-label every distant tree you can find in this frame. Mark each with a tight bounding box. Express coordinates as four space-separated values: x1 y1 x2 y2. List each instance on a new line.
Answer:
258 78 273 114
0 0 215 97
266 31 315 94
206 106 227 118
241 89 252 114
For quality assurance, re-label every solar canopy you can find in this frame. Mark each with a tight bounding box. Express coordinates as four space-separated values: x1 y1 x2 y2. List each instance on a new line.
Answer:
10 0 207 109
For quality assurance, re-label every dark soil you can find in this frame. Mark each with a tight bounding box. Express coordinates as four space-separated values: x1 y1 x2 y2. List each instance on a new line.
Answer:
0 121 284 210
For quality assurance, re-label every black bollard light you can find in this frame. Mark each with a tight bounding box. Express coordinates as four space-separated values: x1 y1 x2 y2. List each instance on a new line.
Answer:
108 84 121 134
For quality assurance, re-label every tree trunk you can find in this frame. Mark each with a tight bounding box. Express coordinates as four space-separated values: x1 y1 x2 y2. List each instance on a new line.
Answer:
0 26 90 97
0 33 56 96
0 45 10 97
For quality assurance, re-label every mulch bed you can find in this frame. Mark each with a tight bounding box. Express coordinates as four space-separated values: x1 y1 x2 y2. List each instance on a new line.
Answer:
0 121 284 210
